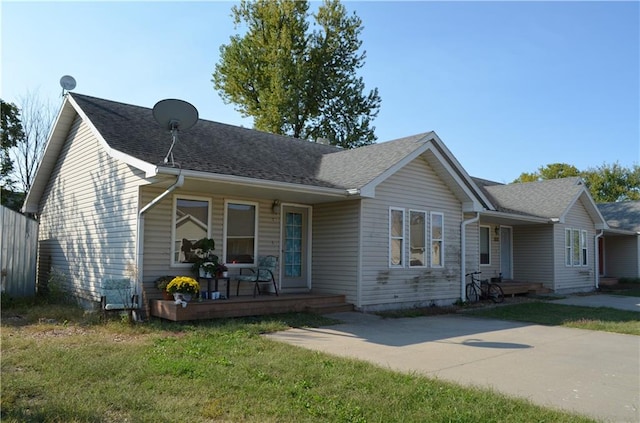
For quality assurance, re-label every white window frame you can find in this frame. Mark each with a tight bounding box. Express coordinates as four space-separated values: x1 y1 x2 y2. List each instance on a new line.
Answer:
389 207 405 268
581 230 588 266
479 225 491 266
409 210 427 268
171 195 212 267
565 228 572 266
430 212 444 268
565 228 589 267
223 200 259 268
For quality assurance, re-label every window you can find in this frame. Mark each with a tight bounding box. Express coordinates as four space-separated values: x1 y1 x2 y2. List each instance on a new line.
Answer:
565 228 589 267
430 212 444 267
572 229 580 266
172 196 211 265
480 226 490 265
581 230 588 266
389 208 404 267
409 210 426 267
224 201 257 265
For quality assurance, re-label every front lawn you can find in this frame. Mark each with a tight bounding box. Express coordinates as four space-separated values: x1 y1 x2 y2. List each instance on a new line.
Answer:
467 301 640 335
1 300 595 423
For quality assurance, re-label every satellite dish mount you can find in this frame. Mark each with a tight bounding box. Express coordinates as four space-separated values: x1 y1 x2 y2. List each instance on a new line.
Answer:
59 75 77 97
152 99 199 167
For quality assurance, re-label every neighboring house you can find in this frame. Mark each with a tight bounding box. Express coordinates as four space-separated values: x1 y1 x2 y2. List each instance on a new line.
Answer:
473 177 608 293
597 201 640 279
22 93 625 314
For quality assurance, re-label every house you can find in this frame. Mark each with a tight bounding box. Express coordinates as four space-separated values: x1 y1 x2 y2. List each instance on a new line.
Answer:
597 201 640 279
22 93 625 315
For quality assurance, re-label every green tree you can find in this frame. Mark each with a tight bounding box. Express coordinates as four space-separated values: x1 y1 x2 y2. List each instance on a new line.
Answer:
1 100 25 189
581 162 640 202
213 0 381 149
513 163 580 183
514 162 639 202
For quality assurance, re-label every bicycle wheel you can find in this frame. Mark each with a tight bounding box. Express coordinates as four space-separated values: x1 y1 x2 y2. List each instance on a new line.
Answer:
488 284 504 303
466 283 479 302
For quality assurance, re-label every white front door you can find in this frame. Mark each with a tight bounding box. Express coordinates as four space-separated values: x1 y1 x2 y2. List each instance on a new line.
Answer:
280 206 310 290
500 226 513 279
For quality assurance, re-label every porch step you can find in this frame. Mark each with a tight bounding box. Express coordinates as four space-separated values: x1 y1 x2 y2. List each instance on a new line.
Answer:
306 302 354 315
599 277 619 286
497 281 550 296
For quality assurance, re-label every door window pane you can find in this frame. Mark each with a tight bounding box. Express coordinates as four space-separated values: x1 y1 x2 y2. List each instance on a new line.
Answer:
173 197 210 264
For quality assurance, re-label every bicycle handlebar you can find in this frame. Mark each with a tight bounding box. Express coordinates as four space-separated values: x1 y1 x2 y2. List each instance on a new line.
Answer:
465 271 481 277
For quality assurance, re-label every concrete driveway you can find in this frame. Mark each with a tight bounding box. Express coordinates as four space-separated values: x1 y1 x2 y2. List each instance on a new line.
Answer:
267 301 639 422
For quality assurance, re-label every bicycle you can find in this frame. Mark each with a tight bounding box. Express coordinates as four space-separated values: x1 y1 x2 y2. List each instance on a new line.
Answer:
465 271 504 303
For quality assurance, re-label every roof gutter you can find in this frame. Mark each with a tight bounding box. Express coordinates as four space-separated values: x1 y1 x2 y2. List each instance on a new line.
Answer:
155 166 348 198
135 173 184 319
461 212 480 301
594 230 604 290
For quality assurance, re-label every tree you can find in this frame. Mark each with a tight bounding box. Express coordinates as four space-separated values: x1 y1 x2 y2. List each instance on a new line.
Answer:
513 163 580 183
1 100 25 189
9 90 55 193
213 0 381 149
581 163 640 202
513 162 639 202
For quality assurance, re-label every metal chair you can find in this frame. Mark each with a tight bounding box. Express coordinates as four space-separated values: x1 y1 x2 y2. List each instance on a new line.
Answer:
100 278 139 320
235 255 279 297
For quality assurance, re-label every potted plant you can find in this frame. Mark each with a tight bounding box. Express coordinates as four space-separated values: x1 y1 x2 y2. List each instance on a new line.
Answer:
188 237 218 278
155 275 175 300
216 263 229 278
165 276 200 303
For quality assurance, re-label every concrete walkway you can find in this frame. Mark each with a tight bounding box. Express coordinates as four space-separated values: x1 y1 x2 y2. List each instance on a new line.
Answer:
267 298 639 422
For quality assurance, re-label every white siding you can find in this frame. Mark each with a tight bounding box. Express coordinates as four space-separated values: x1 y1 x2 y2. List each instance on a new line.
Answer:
140 189 281 299
359 157 463 310
604 236 640 278
311 200 360 303
37 116 146 305
553 199 597 293
513 225 554 287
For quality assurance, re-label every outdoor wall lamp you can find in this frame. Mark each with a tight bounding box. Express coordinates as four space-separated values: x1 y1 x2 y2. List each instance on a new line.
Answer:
272 199 281 214
494 226 500 236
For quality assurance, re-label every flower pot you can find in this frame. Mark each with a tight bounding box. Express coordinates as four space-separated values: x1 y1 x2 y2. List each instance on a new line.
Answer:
222 271 229 278
199 264 215 278
173 293 192 303
162 291 173 301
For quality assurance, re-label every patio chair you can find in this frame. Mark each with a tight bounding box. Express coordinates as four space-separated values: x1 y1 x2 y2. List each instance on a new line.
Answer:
100 278 139 320
235 255 279 297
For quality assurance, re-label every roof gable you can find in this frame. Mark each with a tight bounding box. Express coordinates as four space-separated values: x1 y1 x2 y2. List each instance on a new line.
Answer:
481 177 607 227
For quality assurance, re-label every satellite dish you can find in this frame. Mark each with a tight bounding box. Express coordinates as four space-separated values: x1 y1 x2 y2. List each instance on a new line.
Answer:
152 99 199 166
59 75 76 96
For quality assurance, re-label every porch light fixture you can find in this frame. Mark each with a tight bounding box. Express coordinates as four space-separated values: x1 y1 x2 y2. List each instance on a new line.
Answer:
272 199 281 214
494 226 500 236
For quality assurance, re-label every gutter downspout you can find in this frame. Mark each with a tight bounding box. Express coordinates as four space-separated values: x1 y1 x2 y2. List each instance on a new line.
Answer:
594 230 604 290
461 212 480 301
135 174 184 315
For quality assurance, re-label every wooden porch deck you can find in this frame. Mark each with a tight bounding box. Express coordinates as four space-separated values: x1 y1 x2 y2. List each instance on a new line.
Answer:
496 281 551 296
150 293 353 321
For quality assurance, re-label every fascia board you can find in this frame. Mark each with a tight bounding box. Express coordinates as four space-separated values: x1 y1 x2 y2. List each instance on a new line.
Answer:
559 186 608 228
428 133 495 210
481 210 550 224
22 97 75 213
67 95 157 178
357 132 490 211
155 166 349 198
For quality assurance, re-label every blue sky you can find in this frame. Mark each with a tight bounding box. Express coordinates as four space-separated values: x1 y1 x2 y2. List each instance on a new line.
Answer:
2 1 638 183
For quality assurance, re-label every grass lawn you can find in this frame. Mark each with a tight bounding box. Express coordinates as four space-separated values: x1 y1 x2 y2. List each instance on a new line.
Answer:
1 300 597 423
466 300 640 335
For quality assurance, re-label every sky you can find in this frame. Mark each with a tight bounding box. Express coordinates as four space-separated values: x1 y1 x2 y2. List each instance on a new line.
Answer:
1 0 638 184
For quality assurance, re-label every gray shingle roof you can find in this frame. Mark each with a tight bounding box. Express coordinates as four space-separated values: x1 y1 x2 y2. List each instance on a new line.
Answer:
71 93 430 190
598 201 640 232
481 177 585 218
